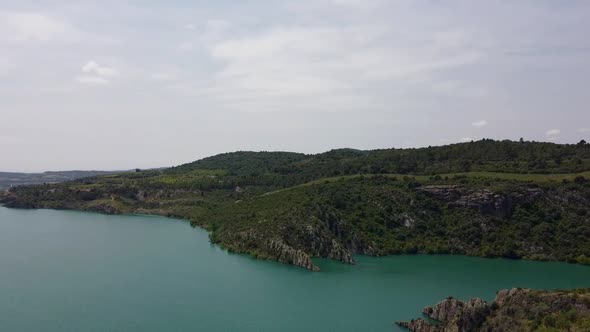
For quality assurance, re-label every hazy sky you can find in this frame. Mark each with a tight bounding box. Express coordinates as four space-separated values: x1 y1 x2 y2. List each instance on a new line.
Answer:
1 0 589 172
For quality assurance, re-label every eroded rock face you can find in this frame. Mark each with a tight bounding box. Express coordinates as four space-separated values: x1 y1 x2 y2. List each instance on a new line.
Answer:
397 288 590 332
419 185 544 218
414 297 489 332
396 319 437 332
228 220 355 271
397 296 489 332
423 297 465 322
266 238 319 271
494 287 524 306
301 224 355 265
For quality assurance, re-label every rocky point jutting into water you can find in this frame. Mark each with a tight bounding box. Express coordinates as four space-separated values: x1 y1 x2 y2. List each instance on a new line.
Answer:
397 288 590 331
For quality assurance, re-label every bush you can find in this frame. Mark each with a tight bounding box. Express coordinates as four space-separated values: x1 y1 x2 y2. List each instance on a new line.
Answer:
574 176 587 184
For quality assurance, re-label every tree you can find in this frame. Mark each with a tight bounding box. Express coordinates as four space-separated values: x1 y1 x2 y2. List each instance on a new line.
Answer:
574 176 587 184
578 139 587 146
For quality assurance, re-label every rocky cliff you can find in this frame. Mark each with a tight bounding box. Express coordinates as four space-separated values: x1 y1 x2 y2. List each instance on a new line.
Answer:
418 185 544 218
397 288 590 331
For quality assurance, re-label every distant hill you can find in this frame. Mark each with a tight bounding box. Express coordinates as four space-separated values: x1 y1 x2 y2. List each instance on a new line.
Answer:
0 170 125 190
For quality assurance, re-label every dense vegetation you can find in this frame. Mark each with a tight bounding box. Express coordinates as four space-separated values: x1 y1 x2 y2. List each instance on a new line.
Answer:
2 139 590 270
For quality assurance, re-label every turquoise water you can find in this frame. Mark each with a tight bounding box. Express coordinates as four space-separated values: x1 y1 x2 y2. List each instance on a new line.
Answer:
1 206 590 332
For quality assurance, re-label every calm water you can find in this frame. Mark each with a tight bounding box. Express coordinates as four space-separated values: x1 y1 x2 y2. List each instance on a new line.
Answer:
1 207 590 332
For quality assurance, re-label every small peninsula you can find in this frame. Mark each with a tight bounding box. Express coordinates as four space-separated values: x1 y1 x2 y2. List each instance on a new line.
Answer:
397 288 590 331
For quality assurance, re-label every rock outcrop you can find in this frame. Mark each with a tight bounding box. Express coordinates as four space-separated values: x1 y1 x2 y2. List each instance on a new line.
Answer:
397 318 436 332
397 288 590 332
301 223 355 265
419 185 543 218
396 296 488 332
266 238 320 271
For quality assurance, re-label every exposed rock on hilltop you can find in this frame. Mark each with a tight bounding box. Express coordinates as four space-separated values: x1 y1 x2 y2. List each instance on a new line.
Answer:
397 288 590 331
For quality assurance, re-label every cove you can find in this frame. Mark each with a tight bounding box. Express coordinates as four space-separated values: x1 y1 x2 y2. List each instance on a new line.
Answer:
1 206 589 332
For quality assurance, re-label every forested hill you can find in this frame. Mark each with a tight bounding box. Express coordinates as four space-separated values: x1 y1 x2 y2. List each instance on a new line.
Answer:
171 138 590 177
2 139 590 271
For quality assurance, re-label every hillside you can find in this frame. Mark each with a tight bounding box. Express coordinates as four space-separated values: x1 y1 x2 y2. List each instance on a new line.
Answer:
1 139 590 271
0 170 125 190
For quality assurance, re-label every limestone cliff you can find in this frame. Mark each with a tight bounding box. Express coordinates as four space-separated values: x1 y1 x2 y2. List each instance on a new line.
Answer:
397 288 590 332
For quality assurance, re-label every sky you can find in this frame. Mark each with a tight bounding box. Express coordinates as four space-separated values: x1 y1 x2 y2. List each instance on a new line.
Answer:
1 0 589 172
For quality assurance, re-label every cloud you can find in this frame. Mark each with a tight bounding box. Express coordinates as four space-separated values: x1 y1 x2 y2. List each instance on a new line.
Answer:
150 72 177 81
198 24 484 111
82 61 119 77
206 19 230 32
471 120 488 128
76 76 109 85
461 137 473 142
178 41 194 51
578 128 590 133
430 81 488 98
0 135 21 144
3 1 590 172
546 129 560 141
0 11 82 42
76 61 119 85
0 57 11 73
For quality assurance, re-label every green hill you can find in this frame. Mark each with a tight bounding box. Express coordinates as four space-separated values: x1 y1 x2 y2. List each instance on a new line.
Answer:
2 139 590 270
0 170 124 190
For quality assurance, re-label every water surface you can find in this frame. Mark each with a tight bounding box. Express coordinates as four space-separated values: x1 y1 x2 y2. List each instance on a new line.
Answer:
1 207 589 332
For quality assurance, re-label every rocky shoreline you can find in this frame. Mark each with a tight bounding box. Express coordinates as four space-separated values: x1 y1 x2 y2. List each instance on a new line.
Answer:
397 288 590 331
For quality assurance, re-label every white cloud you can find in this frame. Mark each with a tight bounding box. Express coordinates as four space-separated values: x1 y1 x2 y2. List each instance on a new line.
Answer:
472 120 488 128
178 41 194 51
430 81 488 98
76 61 119 85
545 129 561 141
0 57 11 73
461 137 473 142
199 25 484 111
206 19 230 32
150 72 177 81
76 76 109 85
578 128 590 133
3 1 590 172
82 61 119 77
0 11 82 42
0 135 21 144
